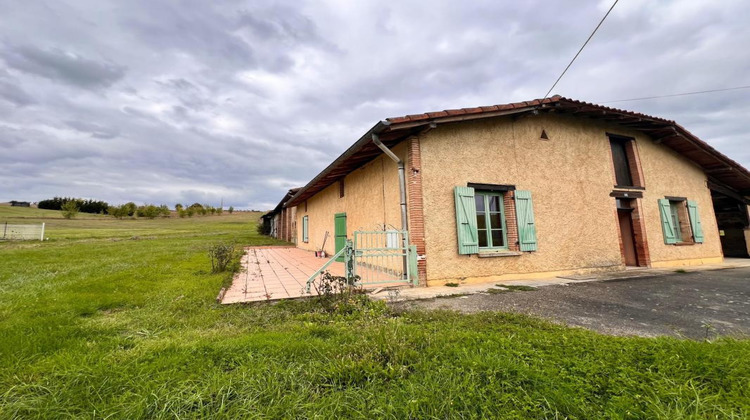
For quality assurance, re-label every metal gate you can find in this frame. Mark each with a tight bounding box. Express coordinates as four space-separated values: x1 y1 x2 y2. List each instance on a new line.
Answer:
306 230 418 293
352 230 417 287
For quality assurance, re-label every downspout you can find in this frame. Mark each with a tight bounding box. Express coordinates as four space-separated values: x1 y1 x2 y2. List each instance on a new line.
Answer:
372 132 409 279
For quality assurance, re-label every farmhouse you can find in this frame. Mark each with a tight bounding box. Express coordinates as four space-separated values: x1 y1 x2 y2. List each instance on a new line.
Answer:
272 96 750 287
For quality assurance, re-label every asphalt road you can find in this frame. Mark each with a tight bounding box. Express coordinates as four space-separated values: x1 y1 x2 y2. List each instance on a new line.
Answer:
399 267 750 339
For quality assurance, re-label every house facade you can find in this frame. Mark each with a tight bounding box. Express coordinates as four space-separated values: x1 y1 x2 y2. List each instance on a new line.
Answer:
261 188 299 242
277 96 750 286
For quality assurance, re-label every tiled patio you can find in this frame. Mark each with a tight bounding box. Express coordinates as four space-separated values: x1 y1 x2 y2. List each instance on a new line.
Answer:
222 246 412 303
221 247 334 303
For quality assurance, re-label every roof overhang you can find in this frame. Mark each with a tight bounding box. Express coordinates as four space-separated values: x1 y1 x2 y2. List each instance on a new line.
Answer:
286 96 750 207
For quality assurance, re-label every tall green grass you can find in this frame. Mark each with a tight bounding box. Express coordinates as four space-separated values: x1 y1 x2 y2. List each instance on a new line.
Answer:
1 207 748 418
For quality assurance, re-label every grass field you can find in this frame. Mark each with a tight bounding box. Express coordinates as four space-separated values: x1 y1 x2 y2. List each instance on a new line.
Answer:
1 207 748 419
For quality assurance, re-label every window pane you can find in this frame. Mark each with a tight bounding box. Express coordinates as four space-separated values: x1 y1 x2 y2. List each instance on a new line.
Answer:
488 213 502 230
476 214 486 229
475 195 485 212
670 202 682 241
491 229 505 247
610 139 633 186
478 229 488 248
488 195 501 212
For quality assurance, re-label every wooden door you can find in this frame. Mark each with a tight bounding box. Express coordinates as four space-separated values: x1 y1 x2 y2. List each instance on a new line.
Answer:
617 209 638 266
334 213 347 262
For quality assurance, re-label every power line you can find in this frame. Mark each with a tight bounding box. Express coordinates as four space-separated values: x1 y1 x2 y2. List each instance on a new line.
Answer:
542 0 619 100
600 85 750 104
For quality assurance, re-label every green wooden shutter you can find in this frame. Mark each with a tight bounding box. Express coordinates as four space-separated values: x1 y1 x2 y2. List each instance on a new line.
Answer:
686 200 704 243
302 216 309 242
515 190 538 251
658 199 677 244
454 186 479 254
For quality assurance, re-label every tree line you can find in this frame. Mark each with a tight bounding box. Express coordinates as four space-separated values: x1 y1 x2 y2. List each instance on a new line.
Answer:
37 197 235 220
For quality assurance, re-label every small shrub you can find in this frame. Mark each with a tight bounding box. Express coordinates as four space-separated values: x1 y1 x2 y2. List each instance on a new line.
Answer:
61 201 79 219
228 206 234 214
208 242 237 273
257 220 270 236
311 271 370 314
216 207 223 215
444 282 459 287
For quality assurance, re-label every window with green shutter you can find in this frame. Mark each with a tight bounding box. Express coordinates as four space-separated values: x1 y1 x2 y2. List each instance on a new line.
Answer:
302 216 309 243
659 197 703 245
454 186 538 254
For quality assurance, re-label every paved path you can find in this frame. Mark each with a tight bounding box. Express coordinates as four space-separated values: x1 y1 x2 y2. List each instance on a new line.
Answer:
397 267 750 339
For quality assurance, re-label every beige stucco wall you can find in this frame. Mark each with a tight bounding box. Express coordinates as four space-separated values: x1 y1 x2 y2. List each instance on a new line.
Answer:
295 143 406 255
637 131 722 265
419 113 723 284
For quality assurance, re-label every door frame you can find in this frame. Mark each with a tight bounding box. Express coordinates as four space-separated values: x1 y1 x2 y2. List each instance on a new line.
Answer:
617 208 639 266
613 196 649 267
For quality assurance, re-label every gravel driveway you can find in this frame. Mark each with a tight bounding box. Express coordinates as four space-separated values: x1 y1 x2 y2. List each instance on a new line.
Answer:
397 267 750 339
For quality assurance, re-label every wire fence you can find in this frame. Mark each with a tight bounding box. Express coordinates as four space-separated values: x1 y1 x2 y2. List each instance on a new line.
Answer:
1 222 45 241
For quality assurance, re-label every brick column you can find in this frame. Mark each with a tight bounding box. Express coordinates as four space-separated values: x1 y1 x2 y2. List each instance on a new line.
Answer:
504 192 520 251
407 137 428 285
632 199 651 267
625 140 645 187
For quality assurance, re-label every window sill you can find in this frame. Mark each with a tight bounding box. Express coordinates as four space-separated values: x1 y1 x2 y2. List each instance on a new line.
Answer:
672 242 697 246
614 185 645 190
478 250 523 258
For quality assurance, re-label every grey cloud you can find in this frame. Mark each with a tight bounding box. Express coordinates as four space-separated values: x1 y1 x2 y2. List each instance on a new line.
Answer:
65 120 120 139
1 45 126 88
0 79 36 106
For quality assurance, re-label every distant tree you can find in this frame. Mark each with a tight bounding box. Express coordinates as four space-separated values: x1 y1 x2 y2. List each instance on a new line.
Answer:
216 207 223 215
107 205 129 219
61 201 79 219
38 197 108 214
175 203 183 212
186 207 195 217
178 209 187 218
159 205 171 217
123 202 137 217
228 206 234 214
136 204 161 219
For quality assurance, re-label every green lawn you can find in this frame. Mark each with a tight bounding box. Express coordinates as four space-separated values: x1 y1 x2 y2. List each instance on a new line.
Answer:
1 207 748 419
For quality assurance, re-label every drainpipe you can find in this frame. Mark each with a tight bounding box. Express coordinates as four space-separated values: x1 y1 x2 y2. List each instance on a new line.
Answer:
372 133 409 279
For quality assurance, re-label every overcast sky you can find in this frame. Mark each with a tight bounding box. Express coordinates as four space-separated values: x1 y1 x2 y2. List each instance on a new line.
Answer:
1 0 749 209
